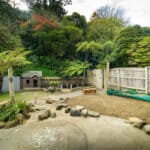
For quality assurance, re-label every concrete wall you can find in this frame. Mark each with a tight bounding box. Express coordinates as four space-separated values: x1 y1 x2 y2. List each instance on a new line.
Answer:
87 69 103 89
2 76 20 92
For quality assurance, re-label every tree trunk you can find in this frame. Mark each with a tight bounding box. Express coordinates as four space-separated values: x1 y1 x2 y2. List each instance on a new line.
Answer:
0 73 3 92
8 67 15 103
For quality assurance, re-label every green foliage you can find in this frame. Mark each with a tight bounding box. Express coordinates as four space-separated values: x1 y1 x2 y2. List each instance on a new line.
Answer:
63 12 87 30
62 61 91 78
76 41 104 67
0 100 29 122
24 0 72 19
128 36 150 66
0 24 23 51
86 18 124 42
0 48 31 73
111 25 144 67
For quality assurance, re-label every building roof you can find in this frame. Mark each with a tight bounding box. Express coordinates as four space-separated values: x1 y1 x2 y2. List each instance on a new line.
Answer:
21 71 42 77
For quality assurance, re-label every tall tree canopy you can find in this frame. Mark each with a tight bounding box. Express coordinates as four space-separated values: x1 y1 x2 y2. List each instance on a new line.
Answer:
128 36 150 66
23 0 72 18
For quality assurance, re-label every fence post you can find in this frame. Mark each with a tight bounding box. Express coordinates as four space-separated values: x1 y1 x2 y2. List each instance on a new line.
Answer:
145 67 148 94
104 62 110 93
117 68 120 90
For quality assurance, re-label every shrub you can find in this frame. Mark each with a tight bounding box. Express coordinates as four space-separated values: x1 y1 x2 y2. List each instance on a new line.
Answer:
0 100 29 122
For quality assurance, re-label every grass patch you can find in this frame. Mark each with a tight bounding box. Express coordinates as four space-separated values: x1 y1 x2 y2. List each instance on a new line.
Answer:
0 91 50 102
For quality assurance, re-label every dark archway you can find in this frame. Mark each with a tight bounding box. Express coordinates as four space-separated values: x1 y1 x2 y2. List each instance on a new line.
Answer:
33 79 38 87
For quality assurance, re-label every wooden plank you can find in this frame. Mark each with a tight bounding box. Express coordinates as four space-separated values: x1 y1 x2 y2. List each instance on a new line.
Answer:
145 67 148 94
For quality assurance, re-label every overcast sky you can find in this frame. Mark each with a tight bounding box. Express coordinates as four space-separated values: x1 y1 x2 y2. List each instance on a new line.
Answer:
17 0 150 26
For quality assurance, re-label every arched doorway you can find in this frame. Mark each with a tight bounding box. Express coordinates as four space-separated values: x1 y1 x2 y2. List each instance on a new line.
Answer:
33 79 38 87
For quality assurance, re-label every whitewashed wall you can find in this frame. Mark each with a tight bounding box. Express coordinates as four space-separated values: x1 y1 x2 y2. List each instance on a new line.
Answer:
2 77 20 92
108 67 150 93
87 69 103 89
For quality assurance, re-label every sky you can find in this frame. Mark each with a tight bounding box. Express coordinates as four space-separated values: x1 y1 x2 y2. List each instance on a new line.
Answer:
17 0 150 26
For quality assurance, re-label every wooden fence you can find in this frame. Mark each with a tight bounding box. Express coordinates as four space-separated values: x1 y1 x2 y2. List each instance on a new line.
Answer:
108 67 150 94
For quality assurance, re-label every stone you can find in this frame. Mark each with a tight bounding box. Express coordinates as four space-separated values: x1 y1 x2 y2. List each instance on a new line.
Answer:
22 111 31 119
51 111 57 118
88 111 100 118
75 105 85 112
65 107 71 113
128 117 145 128
45 109 51 116
5 119 18 128
46 99 56 104
38 109 51 121
65 97 69 101
34 107 45 111
70 107 81 116
0 121 5 129
59 98 64 101
143 125 150 134
28 103 35 107
28 106 35 112
64 97 69 102
56 103 68 110
16 113 24 124
81 109 88 117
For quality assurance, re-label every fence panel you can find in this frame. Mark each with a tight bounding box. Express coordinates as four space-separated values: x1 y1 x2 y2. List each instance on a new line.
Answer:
108 67 150 93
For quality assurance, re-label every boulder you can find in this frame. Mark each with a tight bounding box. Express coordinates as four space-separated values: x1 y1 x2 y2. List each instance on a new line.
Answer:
38 109 51 121
28 106 35 112
75 105 85 112
16 113 24 124
81 109 88 117
56 103 68 110
22 111 31 119
0 121 5 129
28 103 35 108
34 107 45 111
128 117 145 128
5 119 18 128
143 125 150 134
64 97 69 102
65 107 71 113
70 107 81 116
88 111 100 118
51 111 57 118
46 99 56 104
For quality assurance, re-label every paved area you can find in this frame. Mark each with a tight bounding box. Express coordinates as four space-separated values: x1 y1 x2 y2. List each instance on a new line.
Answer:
0 108 150 150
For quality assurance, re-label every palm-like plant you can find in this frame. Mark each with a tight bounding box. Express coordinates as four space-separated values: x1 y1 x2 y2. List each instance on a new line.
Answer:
62 61 91 80
76 41 103 62
0 48 31 103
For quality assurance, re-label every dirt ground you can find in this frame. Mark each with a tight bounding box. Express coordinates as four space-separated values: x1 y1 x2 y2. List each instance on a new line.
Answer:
68 94 150 123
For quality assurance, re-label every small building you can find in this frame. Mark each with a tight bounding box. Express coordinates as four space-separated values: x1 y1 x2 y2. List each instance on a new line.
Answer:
21 71 42 90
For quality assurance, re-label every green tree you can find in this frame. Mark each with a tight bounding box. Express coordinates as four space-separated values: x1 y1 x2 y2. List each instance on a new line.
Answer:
111 25 144 67
24 0 72 18
0 49 31 102
62 61 91 80
63 12 87 30
127 36 150 66
87 17 124 42
76 41 103 62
